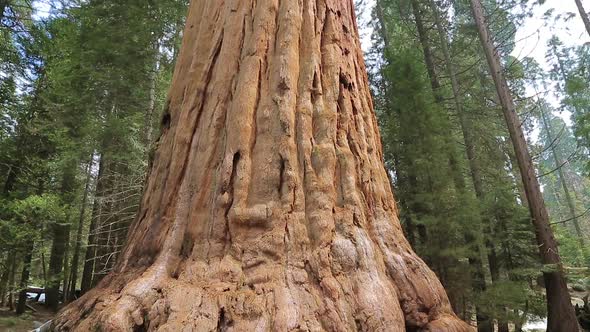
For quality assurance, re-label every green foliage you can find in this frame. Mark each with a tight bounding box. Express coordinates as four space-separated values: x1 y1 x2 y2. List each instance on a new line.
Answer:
476 280 546 323
546 37 590 173
0 0 188 300
555 227 590 267
368 0 559 324
0 194 66 252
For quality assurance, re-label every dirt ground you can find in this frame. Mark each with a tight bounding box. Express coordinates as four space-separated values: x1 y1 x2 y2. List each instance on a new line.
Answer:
0 304 53 332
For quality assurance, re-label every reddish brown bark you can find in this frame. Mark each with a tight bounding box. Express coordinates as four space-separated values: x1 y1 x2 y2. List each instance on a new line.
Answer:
53 1 472 331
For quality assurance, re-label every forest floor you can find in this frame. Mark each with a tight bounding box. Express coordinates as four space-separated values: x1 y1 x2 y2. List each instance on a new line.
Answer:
0 304 53 332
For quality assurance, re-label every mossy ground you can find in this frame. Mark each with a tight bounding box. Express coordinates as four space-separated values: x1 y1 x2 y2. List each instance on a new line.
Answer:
0 305 54 332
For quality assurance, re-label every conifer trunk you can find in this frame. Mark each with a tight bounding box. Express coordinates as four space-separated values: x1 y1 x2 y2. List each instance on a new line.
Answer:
469 0 579 330
575 0 590 37
81 155 105 294
16 245 33 315
0 255 13 306
539 103 585 247
412 1 492 328
47 223 69 311
144 45 160 148
7 255 16 310
427 2 495 330
54 1 472 330
0 0 7 21
68 159 94 301
48 161 78 311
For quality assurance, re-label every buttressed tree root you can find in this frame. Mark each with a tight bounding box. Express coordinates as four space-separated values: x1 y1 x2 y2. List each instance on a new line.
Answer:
53 0 474 331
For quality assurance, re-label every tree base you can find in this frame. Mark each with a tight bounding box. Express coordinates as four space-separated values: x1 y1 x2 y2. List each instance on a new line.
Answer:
53 251 473 331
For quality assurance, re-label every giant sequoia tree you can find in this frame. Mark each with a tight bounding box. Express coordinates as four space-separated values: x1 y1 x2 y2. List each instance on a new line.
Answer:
53 1 472 330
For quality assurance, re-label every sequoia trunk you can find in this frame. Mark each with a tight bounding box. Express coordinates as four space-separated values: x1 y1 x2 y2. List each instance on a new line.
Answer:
54 1 471 331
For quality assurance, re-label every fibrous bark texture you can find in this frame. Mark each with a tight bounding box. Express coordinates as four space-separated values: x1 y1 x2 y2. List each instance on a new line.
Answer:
53 1 472 331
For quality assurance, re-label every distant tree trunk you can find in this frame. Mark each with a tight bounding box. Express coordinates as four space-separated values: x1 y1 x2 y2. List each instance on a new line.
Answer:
411 0 466 191
575 0 590 37
0 255 13 306
47 223 70 311
41 252 48 289
144 1 160 150
539 102 586 247
0 256 7 305
62 227 71 302
411 0 466 193
2 165 17 196
47 161 77 311
7 255 16 310
470 0 579 330
0 0 7 22
16 244 33 315
414 0 492 328
92 150 134 287
92 177 116 286
68 159 94 301
375 0 418 251
503 139 529 207
411 0 443 104
54 1 472 330
375 0 390 53
80 155 105 294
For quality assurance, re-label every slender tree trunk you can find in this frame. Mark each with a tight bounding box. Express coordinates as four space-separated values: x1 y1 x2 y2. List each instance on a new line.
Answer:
539 102 586 247
144 0 161 150
470 0 579 330
62 227 71 303
414 0 492 328
427 0 492 278
7 255 16 310
575 0 590 37
0 255 13 306
47 223 69 311
92 152 131 287
504 139 529 207
2 165 17 196
0 255 7 306
93 208 115 284
375 0 419 251
0 0 7 22
54 1 472 331
81 155 106 294
41 251 48 289
48 159 78 311
411 0 467 193
375 0 390 53
92 182 117 286
411 0 443 104
68 159 94 301
144 45 161 149
16 244 33 315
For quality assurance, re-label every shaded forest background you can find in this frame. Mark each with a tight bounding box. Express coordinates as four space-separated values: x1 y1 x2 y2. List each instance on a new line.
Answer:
0 0 589 329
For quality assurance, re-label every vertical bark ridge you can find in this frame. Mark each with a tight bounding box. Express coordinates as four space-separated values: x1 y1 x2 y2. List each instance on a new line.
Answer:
53 1 472 331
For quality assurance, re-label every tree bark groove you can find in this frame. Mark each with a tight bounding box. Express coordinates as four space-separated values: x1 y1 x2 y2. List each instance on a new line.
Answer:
53 1 471 331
